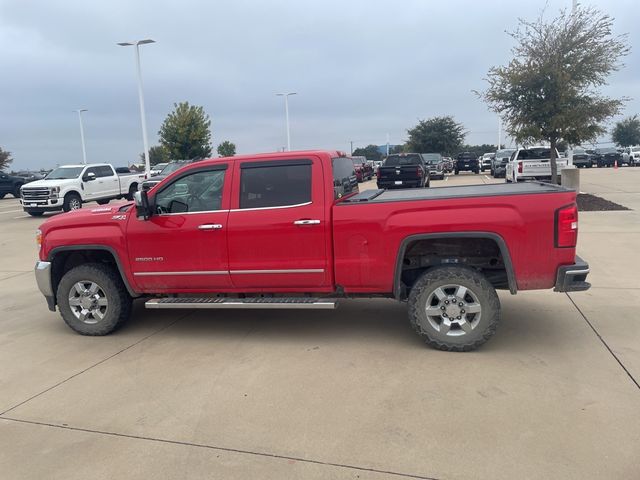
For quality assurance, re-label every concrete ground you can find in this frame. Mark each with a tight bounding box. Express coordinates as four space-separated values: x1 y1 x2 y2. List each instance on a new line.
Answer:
0 168 638 479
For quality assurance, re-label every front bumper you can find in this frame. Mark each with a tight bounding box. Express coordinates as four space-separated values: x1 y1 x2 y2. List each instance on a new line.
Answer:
35 261 56 311
554 256 591 292
20 197 62 212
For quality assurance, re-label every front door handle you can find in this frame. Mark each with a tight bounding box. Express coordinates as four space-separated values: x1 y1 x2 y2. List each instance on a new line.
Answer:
293 219 320 225
198 224 223 230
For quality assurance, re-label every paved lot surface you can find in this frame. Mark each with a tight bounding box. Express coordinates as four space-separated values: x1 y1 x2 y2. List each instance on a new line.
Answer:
1 169 639 479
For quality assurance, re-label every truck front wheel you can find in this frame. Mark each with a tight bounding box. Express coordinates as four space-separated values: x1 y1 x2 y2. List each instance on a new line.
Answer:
63 193 82 212
407 266 500 351
56 263 132 336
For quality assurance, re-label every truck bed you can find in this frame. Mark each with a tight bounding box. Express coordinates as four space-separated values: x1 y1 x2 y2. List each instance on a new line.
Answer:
340 182 569 204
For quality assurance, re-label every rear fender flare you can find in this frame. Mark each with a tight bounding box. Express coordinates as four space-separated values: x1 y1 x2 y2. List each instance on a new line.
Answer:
393 232 517 299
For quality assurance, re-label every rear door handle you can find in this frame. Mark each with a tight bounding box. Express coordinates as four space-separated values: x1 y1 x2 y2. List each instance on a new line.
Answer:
293 219 320 225
198 224 223 230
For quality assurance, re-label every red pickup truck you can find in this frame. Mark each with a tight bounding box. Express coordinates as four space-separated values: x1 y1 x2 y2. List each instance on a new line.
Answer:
34 150 590 351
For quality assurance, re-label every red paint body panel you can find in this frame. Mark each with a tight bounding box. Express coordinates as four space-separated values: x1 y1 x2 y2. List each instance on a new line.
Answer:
38 150 578 296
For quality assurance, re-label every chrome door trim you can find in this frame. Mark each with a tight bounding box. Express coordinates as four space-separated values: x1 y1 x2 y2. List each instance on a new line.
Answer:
133 270 229 276
230 269 324 274
230 201 312 212
156 209 230 217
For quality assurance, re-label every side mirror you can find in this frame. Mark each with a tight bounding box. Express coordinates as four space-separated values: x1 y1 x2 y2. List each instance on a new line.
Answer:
134 190 153 220
83 172 96 182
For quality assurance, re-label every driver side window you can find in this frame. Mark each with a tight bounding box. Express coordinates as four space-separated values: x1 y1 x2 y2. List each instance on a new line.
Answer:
155 169 226 214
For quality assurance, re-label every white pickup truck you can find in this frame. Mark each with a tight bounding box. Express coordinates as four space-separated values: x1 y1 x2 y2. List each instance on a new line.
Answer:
20 164 144 216
505 147 568 183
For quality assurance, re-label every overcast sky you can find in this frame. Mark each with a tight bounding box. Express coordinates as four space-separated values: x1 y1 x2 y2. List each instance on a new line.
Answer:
1 0 638 170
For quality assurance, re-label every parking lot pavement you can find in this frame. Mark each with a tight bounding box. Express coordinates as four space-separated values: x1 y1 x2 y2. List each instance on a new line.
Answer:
1 173 639 480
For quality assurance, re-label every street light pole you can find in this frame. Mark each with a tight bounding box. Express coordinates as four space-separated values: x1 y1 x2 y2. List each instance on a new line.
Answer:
276 92 296 151
74 109 88 164
118 39 155 176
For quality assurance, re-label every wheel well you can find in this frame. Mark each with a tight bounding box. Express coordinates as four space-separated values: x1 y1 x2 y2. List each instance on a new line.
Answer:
50 248 135 298
395 235 516 299
64 190 81 199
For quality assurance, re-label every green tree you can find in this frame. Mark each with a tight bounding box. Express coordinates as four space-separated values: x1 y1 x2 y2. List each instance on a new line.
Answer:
0 147 13 171
612 115 640 147
140 145 170 165
405 116 466 155
159 102 212 160
352 144 382 161
479 6 629 183
217 140 236 157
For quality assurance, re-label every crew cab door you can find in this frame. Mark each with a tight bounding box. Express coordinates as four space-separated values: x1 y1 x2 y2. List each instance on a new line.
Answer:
97 165 120 197
226 157 328 288
126 164 232 291
81 167 102 199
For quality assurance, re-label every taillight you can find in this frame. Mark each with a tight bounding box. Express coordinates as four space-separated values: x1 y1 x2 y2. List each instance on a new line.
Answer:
416 167 423 177
376 169 380 178
555 204 578 248
517 161 523 174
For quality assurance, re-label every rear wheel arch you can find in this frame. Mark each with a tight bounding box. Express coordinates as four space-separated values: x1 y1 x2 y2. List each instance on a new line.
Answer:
393 232 517 300
48 246 139 302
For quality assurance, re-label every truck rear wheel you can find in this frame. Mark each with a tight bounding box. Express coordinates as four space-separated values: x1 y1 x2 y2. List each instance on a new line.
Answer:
408 266 500 351
126 184 137 201
63 193 82 212
56 263 132 336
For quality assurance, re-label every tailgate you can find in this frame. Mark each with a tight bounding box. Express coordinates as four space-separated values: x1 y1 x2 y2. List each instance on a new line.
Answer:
522 159 568 176
378 165 421 183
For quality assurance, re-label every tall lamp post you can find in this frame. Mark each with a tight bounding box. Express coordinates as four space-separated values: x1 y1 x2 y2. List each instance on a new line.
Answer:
117 39 155 176
276 92 296 151
74 109 88 164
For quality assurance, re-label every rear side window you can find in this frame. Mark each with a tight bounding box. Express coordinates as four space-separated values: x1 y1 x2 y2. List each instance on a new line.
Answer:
332 157 358 200
384 154 423 166
96 166 114 177
516 148 556 160
240 162 311 209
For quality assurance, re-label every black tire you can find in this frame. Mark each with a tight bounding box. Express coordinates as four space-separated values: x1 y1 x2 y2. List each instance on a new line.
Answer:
63 192 82 212
27 211 44 217
408 266 500 351
454 170 459 175
126 184 138 201
56 263 132 336
96 199 110 205
0 193 6 199
474 168 480 174
13 185 23 198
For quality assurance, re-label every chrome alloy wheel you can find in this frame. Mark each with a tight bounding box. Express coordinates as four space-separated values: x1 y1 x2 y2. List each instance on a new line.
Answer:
69 197 82 210
423 284 482 337
68 281 108 324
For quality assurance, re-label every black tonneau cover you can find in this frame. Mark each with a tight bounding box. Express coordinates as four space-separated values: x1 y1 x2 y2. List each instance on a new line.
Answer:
339 182 569 204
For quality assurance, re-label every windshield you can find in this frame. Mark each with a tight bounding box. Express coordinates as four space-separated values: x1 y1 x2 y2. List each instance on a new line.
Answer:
161 163 187 175
573 148 586 154
495 149 515 159
516 148 558 160
596 148 617 154
422 154 442 163
45 167 84 179
632 147 640 152
383 154 423 166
